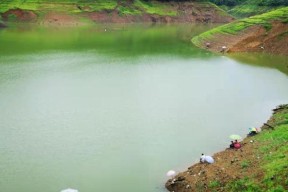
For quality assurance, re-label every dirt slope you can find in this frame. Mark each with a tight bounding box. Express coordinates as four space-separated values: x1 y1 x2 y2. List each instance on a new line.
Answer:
202 22 288 56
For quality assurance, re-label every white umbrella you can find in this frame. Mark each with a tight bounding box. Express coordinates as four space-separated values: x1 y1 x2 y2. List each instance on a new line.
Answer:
166 170 176 177
229 134 242 140
61 188 78 192
204 156 214 164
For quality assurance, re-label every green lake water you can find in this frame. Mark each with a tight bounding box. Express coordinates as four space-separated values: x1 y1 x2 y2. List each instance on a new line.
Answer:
0 24 288 192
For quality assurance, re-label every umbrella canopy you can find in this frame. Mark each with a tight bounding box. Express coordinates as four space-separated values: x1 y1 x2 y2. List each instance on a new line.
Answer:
166 170 176 177
249 127 257 132
61 189 78 192
229 134 242 140
204 156 214 164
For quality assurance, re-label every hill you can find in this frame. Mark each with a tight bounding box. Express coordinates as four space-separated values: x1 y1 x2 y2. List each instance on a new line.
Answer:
191 7 288 56
211 0 288 18
0 0 233 25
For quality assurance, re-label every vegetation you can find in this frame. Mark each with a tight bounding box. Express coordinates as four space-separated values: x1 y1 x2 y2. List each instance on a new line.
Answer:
225 104 288 191
192 7 288 47
0 0 177 16
226 0 287 18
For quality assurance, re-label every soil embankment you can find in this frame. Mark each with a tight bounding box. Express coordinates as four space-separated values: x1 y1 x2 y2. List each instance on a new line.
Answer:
199 22 288 56
86 2 233 23
0 1 234 25
166 104 288 192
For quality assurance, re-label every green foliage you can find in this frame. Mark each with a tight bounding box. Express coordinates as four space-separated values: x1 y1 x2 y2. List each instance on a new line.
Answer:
226 0 287 18
208 180 221 188
0 0 178 16
226 177 262 192
241 160 250 169
134 0 177 16
117 5 141 15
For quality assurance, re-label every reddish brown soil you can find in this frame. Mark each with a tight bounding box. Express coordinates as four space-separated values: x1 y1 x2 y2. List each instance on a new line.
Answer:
1 8 37 22
40 12 83 26
165 107 284 192
203 22 288 56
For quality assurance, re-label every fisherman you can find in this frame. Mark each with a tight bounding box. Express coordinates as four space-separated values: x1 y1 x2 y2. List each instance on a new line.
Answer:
200 153 214 164
233 140 241 149
248 127 258 136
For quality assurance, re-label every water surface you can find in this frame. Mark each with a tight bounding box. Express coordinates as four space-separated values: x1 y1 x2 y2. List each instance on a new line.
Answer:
0 24 288 192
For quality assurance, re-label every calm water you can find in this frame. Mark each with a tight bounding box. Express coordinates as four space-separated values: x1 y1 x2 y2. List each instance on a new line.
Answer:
0 24 288 192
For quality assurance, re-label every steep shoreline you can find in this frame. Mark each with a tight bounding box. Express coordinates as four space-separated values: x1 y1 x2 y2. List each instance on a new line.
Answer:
194 21 288 56
166 104 288 192
191 7 288 56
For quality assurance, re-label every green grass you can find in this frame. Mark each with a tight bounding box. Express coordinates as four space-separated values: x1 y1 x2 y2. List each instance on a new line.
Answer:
134 0 177 16
208 180 221 188
225 104 288 192
240 160 250 169
0 0 119 13
217 0 286 18
117 5 141 16
0 0 179 16
192 7 288 47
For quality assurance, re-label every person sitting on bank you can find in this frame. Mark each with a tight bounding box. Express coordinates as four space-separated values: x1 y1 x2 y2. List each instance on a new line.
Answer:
200 153 214 164
229 141 234 149
248 127 258 136
234 140 241 149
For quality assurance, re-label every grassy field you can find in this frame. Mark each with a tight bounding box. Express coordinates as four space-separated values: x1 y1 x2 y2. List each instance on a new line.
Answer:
217 0 286 18
192 7 288 47
225 104 288 191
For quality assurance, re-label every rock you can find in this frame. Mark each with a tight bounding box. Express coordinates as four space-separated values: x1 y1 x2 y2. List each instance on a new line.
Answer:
177 176 186 181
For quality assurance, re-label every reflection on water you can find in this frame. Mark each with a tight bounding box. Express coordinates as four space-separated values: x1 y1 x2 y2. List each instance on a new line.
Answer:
0 23 215 57
229 53 288 75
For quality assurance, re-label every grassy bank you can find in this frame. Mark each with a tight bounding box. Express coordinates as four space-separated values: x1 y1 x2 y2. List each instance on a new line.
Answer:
225 105 288 191
192 7 288 47
166 104 288 191
212 0 287 18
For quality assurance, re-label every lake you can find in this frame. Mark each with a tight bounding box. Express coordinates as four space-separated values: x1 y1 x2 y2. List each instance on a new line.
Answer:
0 24 288 192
